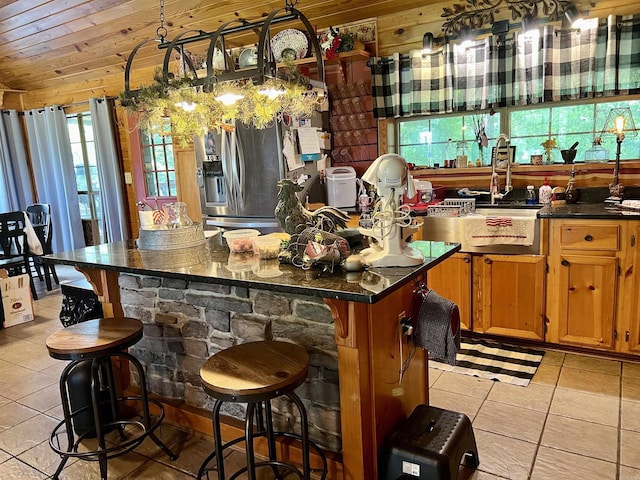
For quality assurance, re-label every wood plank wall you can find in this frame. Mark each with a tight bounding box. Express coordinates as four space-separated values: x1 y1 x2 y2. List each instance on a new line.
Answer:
10 1 640 239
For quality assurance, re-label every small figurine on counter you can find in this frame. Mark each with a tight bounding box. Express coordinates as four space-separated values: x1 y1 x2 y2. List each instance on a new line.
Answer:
275 179 350 235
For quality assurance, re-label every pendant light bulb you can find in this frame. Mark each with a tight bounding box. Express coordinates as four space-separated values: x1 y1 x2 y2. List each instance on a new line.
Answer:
215 92 244 105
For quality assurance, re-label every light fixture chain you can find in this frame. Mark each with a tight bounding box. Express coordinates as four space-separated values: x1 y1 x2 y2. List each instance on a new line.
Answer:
156 0 168 42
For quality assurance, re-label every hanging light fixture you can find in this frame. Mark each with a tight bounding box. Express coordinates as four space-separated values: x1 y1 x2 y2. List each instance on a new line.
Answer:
120 0 326 140
564 3 583 29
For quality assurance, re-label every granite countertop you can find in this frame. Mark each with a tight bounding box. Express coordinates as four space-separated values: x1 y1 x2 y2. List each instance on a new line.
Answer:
44 235 460 304
537 202 640 219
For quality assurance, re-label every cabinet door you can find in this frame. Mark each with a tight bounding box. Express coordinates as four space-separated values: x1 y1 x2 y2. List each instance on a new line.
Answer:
625 224 640 353
556 254 617 349
426 253 471 330
475 254 545 340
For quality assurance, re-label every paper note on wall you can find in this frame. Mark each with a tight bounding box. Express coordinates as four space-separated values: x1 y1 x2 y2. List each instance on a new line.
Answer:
296 127 321 154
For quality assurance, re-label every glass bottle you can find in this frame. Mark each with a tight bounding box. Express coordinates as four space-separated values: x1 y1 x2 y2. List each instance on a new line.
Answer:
566 166 579 204
539 178 553 205
444 139 455 168
525 185 536 205
455 142 468 168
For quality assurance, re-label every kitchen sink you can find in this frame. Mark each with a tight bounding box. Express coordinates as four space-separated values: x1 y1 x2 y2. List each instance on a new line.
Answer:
419 206 542 254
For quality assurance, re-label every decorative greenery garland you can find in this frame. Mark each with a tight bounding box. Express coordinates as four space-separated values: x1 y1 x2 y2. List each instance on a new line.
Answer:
119 62 322 145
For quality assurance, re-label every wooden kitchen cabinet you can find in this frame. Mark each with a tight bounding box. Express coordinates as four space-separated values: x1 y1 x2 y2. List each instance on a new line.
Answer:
546 219 622 350
620 221 640 354
426 252 472 330
472 254 546 340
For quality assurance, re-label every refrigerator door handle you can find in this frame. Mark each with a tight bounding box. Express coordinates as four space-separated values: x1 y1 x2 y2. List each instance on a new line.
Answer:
235 129 246 211
221 129 236 212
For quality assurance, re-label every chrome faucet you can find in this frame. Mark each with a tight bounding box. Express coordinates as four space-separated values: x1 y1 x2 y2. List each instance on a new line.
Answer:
490 133 513 204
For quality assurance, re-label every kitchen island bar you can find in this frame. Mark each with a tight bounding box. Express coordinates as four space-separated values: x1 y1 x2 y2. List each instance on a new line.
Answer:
45 235 459 479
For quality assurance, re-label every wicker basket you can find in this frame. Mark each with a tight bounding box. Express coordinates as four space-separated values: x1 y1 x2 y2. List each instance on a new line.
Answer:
137 223 205 250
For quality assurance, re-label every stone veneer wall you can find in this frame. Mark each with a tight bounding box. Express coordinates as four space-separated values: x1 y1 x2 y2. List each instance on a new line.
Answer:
118 273 342 452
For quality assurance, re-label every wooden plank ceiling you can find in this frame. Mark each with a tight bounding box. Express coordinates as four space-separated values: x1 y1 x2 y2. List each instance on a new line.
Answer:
0 0 442 94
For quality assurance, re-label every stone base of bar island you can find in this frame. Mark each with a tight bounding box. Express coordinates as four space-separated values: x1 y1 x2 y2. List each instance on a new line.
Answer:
46 239 458 479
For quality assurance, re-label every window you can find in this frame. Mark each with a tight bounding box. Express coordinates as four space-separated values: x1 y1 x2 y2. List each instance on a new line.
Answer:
398 112 501 167
510 100 640 163
67 113 104 241
397 97 640 166
139 120 176 197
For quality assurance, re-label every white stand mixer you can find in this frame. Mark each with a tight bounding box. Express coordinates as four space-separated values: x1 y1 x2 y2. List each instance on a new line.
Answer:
358 154 424 267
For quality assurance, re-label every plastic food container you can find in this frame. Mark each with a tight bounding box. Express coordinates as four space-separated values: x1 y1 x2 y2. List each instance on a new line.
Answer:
222 229 260 253
253 235 282 260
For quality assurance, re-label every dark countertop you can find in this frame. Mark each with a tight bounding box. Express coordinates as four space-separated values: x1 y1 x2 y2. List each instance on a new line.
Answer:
537 202 640 219
44 235 460 304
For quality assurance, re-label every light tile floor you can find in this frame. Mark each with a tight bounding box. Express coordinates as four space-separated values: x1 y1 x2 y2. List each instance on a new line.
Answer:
1 266 639 479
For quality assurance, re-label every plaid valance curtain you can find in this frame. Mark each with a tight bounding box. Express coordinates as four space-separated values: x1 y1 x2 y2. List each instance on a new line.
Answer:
371 14 640 118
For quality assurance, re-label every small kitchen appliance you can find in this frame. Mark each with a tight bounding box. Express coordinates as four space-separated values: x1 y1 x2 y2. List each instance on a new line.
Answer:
359 154 424 267
325 166 356 208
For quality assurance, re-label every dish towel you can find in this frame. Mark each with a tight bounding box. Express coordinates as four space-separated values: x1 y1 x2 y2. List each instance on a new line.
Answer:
464 215 535 247
23 213 43 256
414 289 461 366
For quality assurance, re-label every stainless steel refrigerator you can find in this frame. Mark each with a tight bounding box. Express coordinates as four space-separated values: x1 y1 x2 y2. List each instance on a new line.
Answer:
195 121 324 231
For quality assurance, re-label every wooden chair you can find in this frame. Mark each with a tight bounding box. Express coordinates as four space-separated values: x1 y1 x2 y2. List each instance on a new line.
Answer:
0 211 38 300
26 203 59 290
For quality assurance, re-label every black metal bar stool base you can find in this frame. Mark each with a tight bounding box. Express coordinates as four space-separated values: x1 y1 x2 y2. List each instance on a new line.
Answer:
49 351 177 480
197 394 327 480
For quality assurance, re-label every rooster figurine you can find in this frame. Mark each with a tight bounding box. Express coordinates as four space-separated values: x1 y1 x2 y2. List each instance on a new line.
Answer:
275 179 350 235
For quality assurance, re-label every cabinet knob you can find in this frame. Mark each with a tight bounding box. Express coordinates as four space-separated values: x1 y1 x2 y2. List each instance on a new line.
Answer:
584 234 593 242
569 286 575 291
463 255 470 263
589 285 595 291
561 259 570 266
484 257 492 264
626 331 631 342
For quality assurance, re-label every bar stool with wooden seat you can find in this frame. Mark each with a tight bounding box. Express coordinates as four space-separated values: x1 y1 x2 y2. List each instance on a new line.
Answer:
197 340 327 480
45 317 177 480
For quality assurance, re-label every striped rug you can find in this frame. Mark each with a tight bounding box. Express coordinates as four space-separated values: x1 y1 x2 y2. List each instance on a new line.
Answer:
430 338 545 387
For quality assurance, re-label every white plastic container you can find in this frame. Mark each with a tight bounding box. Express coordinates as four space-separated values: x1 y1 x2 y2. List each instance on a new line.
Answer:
222 229 260 253
326 166 356 208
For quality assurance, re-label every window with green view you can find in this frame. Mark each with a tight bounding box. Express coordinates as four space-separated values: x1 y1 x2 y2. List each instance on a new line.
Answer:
397 98 640 166
398 112 501 167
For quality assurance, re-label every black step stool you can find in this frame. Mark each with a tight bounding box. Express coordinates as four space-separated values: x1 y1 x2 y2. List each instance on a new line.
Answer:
379 405 479 480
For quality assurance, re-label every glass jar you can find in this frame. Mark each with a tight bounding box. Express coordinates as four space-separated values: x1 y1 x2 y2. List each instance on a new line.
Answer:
584 141 608 163
455 141 468 168
544 150 557 164
162 202 193 229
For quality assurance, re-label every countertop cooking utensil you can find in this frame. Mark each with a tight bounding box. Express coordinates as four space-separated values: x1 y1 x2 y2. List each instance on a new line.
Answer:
569 142 579 151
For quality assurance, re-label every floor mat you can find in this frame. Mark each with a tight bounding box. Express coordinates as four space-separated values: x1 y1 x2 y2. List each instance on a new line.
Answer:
430 338 545 387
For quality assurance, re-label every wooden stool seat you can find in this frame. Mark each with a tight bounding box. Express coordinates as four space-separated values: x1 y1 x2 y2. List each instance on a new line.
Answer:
200 340 309 402
46 317 143 360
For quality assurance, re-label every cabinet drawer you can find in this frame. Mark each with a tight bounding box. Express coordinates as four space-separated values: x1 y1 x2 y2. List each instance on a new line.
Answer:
560 224 620 251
